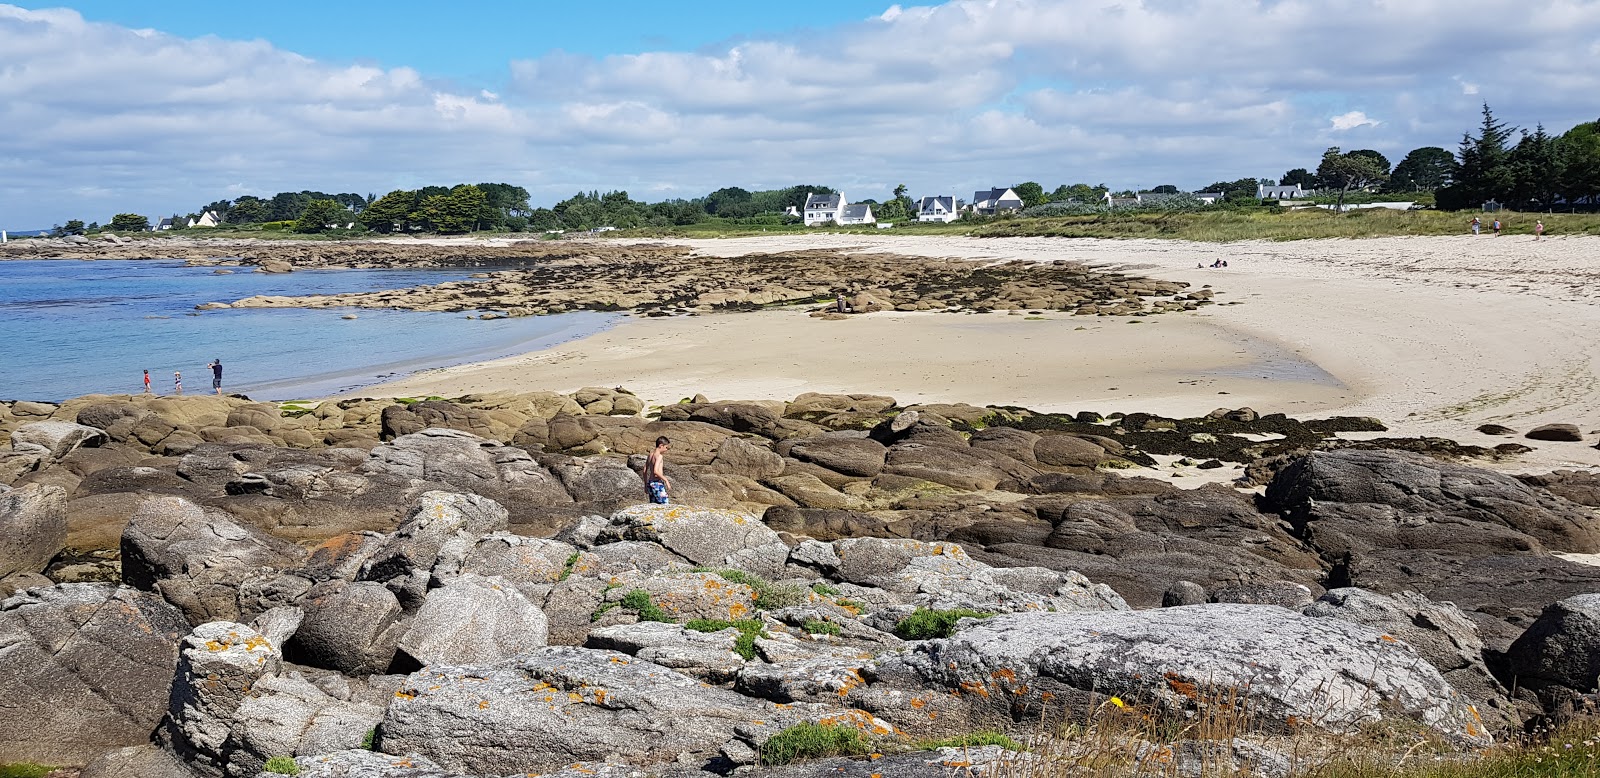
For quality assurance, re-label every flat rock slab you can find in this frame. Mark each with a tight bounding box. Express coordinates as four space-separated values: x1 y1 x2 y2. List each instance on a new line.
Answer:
598 504 783 569
869 604 1489 744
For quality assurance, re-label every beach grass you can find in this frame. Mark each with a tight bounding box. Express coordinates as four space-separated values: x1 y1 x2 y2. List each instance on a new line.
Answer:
968 208 1600 242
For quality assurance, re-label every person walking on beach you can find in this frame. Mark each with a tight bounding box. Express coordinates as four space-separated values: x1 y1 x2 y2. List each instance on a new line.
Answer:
208 359 223 395
143 369 151 394
643 436 672 505
1535 220 1545 241
1470 216 1481 235
1492 218 1502 236
173 370 183 395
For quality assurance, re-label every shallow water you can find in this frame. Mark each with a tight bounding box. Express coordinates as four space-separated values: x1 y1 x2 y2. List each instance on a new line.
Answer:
0 259 616 401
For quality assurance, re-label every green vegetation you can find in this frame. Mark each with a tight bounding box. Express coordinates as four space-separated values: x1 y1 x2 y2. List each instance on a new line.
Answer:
972 208 1600 242
361 727 377 751
557 552 580 581
918 730 1026 752
685 618 767 660
810 583 840 596
263 756 300 775
802 619 841 637
759 723 872 766
0 765 56 778
620 588 674 623
835 598 865 612
892 607 994 640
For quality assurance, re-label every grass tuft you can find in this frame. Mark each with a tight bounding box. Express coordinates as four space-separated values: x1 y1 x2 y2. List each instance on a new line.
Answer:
0 765 55 778
759 723 872 766
802 619 842 636
811 583 840 596
696 568 809 610
620 588 675 623
557 552 580 581
892 607 994 640
263 756 300 775
918 730 1027 752
685 618 766 660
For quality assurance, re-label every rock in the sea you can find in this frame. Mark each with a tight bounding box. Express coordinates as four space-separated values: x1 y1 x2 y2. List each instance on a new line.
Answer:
0 483 66 578
865 604 1490 743
0 584 189 765
1505 594 1600 692
396 573 548 667
380 646 797 775
1525 424 1584 442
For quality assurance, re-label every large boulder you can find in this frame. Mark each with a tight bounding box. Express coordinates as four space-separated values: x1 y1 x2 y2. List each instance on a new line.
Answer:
395 573 549 667
281 750 456 778
120 495 308 624
787 435 888 478
285 581 406 675
864 605 1490 743
1505 594 1600 693
0 584 188 764
10 420 107 460
381 646 800 774
596 504 786 574
79 744 198 778
358 492 509 608
0 483 66 578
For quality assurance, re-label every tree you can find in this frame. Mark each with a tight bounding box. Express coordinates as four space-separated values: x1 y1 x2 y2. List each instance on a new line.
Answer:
704 186 755 217
1442 103 1517 209
293 199 351 233
360 190 417 233
1013 182 1047 207
1280 168 1317 189
1346 149 1391 175
1558 119 1600 205
1508 124 1561 209
1386 147 1455 192
423 185 488 233
1150 184 1179 194
52 220 86 237
1203 178 1263 202
226 196 270 224
1317 147 1390 212
1050 183 1108 203
110 213 149 232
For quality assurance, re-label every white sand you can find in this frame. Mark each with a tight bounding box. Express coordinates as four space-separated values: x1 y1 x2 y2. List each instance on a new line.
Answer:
361 232 1600 474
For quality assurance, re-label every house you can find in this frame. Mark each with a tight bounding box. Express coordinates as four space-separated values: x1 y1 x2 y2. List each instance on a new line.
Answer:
1190 192 1225 205
915 195 960 223
1258 184 1308 201
838 203 875 226
782 205 801 218
154 217 175 231
1103 192 1142 208
194 210 222 228
803 192 844 226
971 188 1024 215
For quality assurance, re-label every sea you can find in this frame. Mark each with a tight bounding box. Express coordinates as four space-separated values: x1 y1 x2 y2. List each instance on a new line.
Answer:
0 258 617 402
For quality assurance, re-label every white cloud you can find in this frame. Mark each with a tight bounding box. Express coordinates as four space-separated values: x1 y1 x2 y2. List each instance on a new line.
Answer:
1330 111 1382 131
3 0 1600 227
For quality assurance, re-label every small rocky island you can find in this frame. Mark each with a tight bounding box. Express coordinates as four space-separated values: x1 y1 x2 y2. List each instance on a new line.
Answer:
4 388 1600 776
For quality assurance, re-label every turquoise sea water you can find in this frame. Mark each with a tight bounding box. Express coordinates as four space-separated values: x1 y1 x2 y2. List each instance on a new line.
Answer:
0 259 616 402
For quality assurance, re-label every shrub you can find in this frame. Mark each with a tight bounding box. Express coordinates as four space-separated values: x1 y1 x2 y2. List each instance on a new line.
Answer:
620 589 674 623
892 607 994 640
700 569 809 610
263 756 300 775
811 583 840 596
0 765 56 778
918 730 1026 752
759 723 871 766
802 619 841 636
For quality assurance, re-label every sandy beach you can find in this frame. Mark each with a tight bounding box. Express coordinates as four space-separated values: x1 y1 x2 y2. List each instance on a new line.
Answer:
363 232 1600 472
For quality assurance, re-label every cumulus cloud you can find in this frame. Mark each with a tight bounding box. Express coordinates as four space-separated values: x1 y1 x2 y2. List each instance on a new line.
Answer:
1330 111 1382 131
2 0 1599 227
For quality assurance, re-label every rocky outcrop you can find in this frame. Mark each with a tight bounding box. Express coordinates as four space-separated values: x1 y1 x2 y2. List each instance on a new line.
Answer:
394 573 548 667
0 584 189 764
1505 594 1600 693
863 605 1491 743
0 483 66 578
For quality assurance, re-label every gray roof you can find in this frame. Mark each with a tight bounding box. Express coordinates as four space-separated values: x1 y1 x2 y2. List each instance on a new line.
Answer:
842 204 872 219
917 196 955 212
805 193 841 209
1192 192 1225 199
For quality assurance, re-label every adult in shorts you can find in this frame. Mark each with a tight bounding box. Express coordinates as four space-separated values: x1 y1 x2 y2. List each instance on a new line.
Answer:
208 359 223 394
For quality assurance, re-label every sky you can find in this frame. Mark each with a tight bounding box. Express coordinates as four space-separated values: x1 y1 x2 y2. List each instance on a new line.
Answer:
2 0 1598 229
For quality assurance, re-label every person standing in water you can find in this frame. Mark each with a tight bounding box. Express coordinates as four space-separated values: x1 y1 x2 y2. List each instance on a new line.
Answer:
173 371 183 395
643 436 672 504
208 359 223 395
143 369 151 394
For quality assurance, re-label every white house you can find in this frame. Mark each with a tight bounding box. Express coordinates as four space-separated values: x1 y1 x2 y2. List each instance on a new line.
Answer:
915 195 960 223
803 192 844 226
194 210 222 228
1258 184 1308 200
971 187 1024 215
154 217 175 231
838 203 875 225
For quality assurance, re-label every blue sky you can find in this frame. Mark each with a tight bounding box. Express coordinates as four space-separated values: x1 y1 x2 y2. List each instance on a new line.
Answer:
2 0 1599 229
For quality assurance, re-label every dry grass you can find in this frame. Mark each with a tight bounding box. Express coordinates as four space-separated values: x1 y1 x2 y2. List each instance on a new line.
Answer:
971 209 1600 242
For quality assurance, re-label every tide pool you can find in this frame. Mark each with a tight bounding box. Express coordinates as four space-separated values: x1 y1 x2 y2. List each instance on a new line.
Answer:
0 259 617 401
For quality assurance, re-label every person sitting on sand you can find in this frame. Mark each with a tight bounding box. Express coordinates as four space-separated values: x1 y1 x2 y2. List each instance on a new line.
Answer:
643 436 672 504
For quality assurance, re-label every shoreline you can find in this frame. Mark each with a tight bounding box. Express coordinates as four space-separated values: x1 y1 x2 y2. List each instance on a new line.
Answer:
352 233 1600 474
